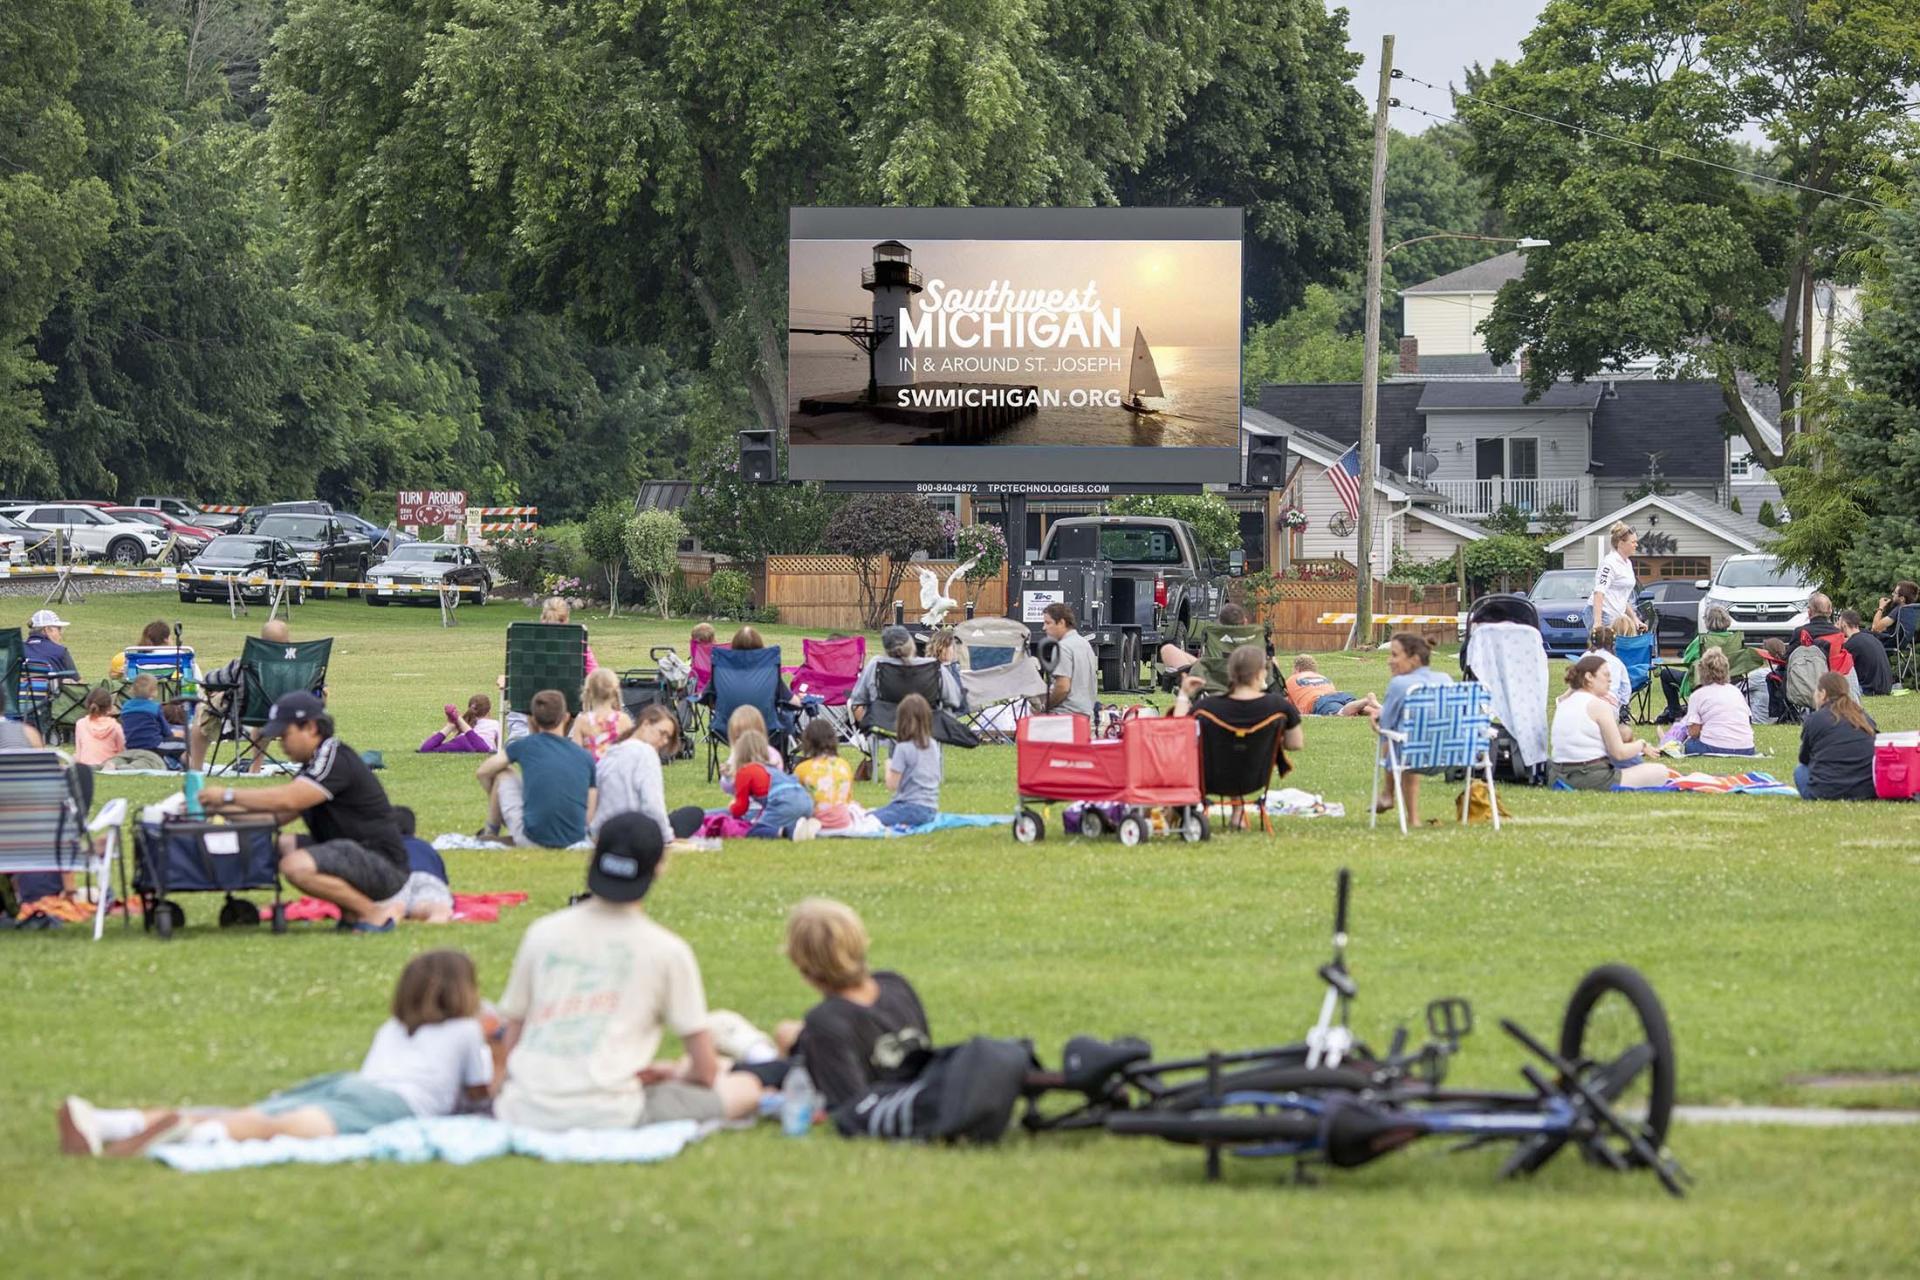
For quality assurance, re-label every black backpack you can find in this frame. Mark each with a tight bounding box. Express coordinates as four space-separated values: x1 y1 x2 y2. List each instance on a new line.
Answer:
832 1037 1035 1142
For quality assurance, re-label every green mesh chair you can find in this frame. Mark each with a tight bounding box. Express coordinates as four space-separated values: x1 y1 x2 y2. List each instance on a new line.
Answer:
505 623 587 718
209 636 333 771
1182 620 1273 696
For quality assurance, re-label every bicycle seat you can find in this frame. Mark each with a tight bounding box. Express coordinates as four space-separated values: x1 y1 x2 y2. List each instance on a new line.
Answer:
1060 1036 1152 1094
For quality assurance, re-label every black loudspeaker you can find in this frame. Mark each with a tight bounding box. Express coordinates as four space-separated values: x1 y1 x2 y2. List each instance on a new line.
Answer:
1053 523 1100 560
1244 431 1288 489
739 429 777 484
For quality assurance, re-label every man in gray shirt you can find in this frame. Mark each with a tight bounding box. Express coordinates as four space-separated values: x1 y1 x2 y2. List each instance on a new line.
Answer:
1038 603 1098 718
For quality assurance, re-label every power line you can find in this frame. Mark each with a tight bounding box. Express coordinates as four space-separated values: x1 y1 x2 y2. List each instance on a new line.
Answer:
1392 71 1893 210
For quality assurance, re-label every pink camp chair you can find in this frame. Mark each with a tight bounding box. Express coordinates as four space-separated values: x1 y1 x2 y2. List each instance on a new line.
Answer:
787 636 866 706
690 638 727 696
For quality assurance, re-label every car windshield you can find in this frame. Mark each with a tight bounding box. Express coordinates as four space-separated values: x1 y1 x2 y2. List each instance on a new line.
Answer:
1715 558 1808 589
198 537 271 563
255 515 330 540
391 545 460 563
1530 570 1595 599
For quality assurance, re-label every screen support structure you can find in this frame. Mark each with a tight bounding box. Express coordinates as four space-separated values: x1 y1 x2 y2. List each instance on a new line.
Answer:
1002 493 1029 618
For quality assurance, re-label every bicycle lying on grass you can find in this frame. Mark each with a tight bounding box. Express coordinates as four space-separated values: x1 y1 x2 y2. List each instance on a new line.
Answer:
1020 870 1690 1196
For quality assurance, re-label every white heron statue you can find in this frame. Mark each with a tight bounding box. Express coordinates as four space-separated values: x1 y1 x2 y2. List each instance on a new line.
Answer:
916 557 980 626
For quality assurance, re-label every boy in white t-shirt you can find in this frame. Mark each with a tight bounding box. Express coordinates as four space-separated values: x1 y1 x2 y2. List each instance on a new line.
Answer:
494 814 762 1130
1590 522 1643 634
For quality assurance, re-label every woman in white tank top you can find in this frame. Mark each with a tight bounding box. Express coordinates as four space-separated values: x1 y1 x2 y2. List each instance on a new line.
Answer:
1550 655 1670 790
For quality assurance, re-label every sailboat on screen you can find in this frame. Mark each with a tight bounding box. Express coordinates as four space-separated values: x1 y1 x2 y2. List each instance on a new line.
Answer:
1121 327 1164 416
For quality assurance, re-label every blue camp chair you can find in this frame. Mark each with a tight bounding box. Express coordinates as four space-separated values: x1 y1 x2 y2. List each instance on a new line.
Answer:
1891 603 1920 692
706 645 791 781
1371 682 1500 836
1614 632 1657 724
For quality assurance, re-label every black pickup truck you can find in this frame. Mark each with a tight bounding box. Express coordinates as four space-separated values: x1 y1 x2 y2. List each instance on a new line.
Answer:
1021 515 1236 693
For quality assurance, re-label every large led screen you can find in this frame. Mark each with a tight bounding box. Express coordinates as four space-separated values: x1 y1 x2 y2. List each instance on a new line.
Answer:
787 208 1242 486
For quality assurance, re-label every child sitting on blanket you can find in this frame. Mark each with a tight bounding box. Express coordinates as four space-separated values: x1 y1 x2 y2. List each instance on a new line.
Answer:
58 950 493 1156
570 669 632 762
792 717 858 839
872 694 942 828
72 688 124 769
419 695 500 754
725 729 815 838
386 806 455 923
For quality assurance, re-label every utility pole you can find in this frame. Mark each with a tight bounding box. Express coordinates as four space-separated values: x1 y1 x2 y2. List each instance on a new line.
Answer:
1351 33 1394 650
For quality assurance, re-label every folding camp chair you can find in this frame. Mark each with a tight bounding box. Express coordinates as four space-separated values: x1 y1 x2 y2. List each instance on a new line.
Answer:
706 645 791 781
690 637 722 698
953 616 1046 745
1195 706 1288 833
121 646 198 769
859 658 978 767
1892 604 1920 692
1614 632 1657 724
207 636 332 773
505 622 588 721
0 750 127 940
1164 619 1272 694
787 636 866 742
0 628 24 725
1371 683 1501 836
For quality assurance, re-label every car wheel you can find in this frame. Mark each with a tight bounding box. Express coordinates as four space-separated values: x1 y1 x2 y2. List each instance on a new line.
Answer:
107 537 142 566
178 590 194 604
473 580 488 607
367 591 388 607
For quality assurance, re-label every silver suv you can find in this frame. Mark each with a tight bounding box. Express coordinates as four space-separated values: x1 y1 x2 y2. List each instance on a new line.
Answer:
1695 554 1815 639
0 503 170 565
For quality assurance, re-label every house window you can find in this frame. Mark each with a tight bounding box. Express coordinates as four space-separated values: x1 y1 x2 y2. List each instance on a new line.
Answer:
1729 455 1759 479
1507 438 1539 480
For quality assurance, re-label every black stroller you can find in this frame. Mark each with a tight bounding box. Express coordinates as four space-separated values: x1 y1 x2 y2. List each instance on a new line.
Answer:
1455 594 1549 787
617 649 701 760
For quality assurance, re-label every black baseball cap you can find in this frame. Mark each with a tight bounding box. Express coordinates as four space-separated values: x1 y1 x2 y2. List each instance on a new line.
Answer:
261 690 326 738
586 814 664 903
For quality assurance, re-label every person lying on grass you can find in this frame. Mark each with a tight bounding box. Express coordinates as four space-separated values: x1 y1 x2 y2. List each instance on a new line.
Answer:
419 693 499 754
493 814 763 1130
769 897 931 1113
384 805 454 924
1282 654 1379 717
200 690 409 931
1368 632 1453 825
1548 655 1669 791
59 950 493 1156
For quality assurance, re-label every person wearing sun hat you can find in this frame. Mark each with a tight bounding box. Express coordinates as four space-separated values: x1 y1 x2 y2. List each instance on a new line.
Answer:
491 813 763 1130
200 690 408 932
25 608 79 680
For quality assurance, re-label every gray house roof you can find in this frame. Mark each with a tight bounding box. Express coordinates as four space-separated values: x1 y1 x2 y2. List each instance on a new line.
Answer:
1400 251 1527 295
1255 383 1429 479
1589 380 1732 481
1417 381 1601 412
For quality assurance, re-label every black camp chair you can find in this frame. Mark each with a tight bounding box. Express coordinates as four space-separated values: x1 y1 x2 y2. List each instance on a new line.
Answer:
1194 706 1288 834
0 628 25 725
207 636 333 772
860 659 978 774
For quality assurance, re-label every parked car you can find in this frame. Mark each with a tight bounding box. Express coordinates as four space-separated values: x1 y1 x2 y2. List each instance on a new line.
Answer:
137 495 239 533
104 506 218 560
238 500 333 534
1695 554 1814 640
336 511 417 560
365 542 492 606
1522 568 1597 657
0 502 170 565
0 515 31 565
251 512 374 593
1636 579 1706 655
180 535 310 604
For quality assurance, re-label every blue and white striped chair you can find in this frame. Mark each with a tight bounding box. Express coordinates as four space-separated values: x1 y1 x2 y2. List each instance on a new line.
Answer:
0 750 126 938
1371 682 1501 835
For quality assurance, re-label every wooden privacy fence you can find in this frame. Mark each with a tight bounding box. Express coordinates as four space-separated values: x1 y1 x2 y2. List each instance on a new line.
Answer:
763 556 1008 631
1255 581 1460 653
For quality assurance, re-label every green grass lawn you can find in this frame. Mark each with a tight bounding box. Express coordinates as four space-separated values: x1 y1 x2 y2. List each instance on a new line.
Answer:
5 592 1919 1277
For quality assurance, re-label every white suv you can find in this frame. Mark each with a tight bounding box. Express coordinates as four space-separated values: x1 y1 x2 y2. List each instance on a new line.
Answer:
0 503 170 565
1696 554 1815 640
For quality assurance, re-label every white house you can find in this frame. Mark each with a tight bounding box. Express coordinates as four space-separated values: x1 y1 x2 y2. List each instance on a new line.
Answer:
1547 492 1774 582
1398 252 1526 356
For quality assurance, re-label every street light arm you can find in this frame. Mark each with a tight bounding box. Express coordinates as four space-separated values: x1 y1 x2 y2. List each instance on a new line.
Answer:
1385 232 1549 257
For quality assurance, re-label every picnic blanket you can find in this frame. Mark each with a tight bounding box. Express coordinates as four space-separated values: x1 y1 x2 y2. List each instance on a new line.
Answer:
431 834 593 852
150 1114 701 1172
826 812 1011 839
259 893 530 925
1595 769 1798 797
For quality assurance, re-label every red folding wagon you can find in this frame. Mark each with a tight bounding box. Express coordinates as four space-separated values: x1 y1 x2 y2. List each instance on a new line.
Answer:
1012 714 1206 846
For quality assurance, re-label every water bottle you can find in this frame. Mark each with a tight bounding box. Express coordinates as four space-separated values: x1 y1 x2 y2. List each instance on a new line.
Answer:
183 769 205 819
780 1057 817 1137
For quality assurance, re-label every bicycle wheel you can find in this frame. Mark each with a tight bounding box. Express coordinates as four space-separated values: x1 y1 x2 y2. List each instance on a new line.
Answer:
1559 963 1676 1153
1106 1108 1320 1146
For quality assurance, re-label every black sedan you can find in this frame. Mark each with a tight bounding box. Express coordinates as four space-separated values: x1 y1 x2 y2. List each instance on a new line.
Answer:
252 513 375 594
1637 579 1706 656
180 536 311 604
365 542 492 606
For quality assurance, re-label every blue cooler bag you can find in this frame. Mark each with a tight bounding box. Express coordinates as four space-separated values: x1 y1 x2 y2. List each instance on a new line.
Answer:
135 817 284 938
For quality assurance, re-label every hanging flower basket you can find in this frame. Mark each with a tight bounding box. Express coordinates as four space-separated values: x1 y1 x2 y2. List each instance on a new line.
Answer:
1279 508 1309 530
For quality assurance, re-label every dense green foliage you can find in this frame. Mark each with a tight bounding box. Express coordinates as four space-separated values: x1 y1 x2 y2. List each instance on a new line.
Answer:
1772 206 1920 605
1242 286 1382 390
1462 0 1920 465
825 493 949 627
1464 532 1545 590
625 509 687 619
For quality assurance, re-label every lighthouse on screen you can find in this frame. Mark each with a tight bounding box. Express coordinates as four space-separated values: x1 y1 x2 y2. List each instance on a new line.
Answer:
864 240 922 390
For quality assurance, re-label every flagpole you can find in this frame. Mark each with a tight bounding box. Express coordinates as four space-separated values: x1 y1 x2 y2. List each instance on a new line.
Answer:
1351 32 1393 651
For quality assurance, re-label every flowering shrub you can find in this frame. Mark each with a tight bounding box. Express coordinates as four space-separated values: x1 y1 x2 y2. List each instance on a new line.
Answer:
953 522 1007 582
539 573 582 599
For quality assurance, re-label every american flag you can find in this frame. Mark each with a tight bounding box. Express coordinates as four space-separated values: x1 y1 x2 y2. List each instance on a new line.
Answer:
1327 443 1362 519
